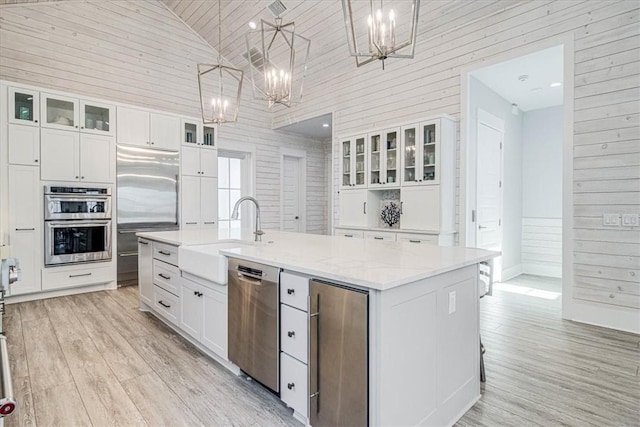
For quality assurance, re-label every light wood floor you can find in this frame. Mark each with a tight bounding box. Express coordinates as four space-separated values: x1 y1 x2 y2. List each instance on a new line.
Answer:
4 275 639 426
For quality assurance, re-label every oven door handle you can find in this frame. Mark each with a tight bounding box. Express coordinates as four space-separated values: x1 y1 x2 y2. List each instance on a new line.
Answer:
46 220 111 227
45 195 110 201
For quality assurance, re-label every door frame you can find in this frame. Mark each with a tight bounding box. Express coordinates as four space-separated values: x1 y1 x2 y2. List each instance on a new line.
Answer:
218 141 256 230
280 148 307 232
460 33 574 319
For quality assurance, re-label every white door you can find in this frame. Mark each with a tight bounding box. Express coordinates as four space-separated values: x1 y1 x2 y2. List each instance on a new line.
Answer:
40 128 79 181
150 113 180 151
476 122 503 253
339 189 368 227
401 186 440 231
180 279 203 340
202 287 227 358
200 177 218 227
116 107 149 146
200 148 218 177
181 175 201 228
282 155 302 232
8 124 39 166
79 134 115 183
181 146 201 176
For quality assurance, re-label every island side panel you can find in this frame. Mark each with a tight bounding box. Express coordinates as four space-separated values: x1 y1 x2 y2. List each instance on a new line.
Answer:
375 265 480 426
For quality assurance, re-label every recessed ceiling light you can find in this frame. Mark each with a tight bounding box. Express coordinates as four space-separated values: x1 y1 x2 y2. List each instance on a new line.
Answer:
248 21 257 30
518 74 529 82
322 123 330 128
550 82 562 87
531 87 543 92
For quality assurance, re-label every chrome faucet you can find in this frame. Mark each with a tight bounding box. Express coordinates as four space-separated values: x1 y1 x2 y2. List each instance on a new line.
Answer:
231 196 264 242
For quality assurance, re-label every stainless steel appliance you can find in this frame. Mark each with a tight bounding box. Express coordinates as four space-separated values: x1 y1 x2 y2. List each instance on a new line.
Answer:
116 145 179 286
228 257 280 392
43 186 113 266
44 185 111 220
309 280 368 426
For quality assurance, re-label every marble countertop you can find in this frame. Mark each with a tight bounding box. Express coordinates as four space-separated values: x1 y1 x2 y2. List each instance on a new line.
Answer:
137 229 498 291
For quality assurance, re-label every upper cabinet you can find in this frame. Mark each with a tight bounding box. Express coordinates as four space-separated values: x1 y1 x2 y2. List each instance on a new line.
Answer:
340 135 367 189
117 106 180 151
368 128 400 188
8 124 39 166
182 120 216 150
9 87 40 126
401 121 441 186
80 100 115 136
40 92 79 131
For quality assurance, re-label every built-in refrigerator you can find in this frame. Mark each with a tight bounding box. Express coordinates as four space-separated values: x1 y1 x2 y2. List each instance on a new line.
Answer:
309 280 369 426
116 145 179 285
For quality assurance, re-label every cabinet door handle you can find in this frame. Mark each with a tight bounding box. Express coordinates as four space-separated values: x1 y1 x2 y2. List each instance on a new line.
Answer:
158 273 170 280
75 176 79 179
34 159 38 163
69 272 92 278
287 288 295 295
287 382 295 390
198 292 203 297
344 234 353 237
81 176 85 179
204 221 216 224
15 228 35 231
287 331 295 338
158 300 171 308
75 125 78 128
158 250 170 256
34 119 38 123
139 240 149 245
409 239 421 243
185 222 197 225
193 291 203 297
363 202 367 214
374 236 383 240
400 201 403 214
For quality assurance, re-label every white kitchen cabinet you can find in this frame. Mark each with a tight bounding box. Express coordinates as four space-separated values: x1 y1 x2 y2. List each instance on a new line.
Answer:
280 352 308 419
117 107 180 150
281 304 308 363
8 86 39 126
40 92 79 131
182 146 218 177
340 135 367 189
202 286 227 357
80 100 115 136
401 120 445 186
8 124 39 166
338 189 374 228
138 238 153 306
181 277 204 340
181 118 201 148
151 113 181 151
8 165 41 296
117 106 149 146
200 177 218 226
364 230 397 241
41 128 115 183
368 128 400 188
181 173 218 228
401 186 440 231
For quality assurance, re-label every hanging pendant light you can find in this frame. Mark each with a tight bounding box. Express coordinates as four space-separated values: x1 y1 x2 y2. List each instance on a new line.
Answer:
341 0 420 69
245 0 310 108
198 0 244 124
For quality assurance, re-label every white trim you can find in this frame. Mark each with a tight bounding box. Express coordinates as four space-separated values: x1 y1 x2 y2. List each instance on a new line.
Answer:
501 264 523 282
218 145 256 231
460 33 574 321
6 282 116 304
280 148 307 233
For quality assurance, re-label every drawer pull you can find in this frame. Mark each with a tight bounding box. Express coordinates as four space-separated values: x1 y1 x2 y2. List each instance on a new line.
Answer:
287 288 295 295
139 240 149 245
185 222 197 225
344 234 353 237
158 300 171 308
374 236 383 240
204 221 216 224
409 239 421 243
193 291 203 297
69 273 92 278
287 382 295 390
158 250 171 256
158 273 171 280
287 331 295 338
15 228 35 231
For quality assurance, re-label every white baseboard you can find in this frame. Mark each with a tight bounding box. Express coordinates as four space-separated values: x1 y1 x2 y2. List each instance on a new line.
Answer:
522 262 562 278
566 299 640 334
501 264 523 282
6 282 117 304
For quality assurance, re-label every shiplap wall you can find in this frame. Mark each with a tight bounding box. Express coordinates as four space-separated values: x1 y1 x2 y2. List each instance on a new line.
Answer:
0 0 329 233
522 218 563 278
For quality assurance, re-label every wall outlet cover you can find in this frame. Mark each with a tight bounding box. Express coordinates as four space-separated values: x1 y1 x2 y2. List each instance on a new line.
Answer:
621 214 639 227
448 290 456 314
603 213 621 226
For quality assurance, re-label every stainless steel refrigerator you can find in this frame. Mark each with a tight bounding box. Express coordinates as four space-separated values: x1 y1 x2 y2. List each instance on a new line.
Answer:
309 280 369 426
116 145 179 285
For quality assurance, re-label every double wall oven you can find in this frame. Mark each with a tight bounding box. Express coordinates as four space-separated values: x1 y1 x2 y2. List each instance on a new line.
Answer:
44 186 112 266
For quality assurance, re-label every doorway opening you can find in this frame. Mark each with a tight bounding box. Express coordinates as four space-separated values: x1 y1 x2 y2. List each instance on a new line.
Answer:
280 149 307 232
464 44 567 302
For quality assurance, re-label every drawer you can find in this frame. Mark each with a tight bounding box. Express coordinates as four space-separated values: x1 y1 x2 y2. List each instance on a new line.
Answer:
396 232 438 245
153 284 179 325
334 229 364 238
153 242 178 266
153 259 180 296
364 231 397 241
281 304 308 363
280 271 309 312
42 265 113 291
280 352 308 418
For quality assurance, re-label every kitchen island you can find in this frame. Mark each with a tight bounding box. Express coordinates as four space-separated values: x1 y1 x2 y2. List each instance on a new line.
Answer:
137 229 497 426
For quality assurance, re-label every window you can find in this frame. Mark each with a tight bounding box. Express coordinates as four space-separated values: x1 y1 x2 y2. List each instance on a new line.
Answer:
218 153 247 230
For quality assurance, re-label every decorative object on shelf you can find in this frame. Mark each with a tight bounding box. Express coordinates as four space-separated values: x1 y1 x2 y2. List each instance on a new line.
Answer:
245 0 310 108
380 201 401 228
341 0 420 69
197 0 244 125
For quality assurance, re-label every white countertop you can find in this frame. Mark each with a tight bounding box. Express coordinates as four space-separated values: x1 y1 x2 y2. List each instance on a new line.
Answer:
137 229 498 291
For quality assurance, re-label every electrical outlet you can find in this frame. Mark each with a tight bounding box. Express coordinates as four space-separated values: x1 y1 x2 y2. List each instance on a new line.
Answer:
448 291 456 314
603 213 621 226
622 214 639 227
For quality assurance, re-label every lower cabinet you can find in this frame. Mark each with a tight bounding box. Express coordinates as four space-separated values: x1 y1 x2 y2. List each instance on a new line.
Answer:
8 230 40 295
153 284 179 324
180 275 228 358
280 352 308 418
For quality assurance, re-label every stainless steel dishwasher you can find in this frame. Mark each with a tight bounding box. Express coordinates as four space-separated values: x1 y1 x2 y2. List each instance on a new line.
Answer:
227 257 280 392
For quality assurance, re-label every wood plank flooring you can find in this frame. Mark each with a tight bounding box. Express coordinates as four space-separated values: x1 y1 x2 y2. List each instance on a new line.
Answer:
3 275 639 426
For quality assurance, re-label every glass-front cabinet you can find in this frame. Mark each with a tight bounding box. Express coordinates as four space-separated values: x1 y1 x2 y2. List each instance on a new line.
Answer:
80 100 115 135
203 125 216 149
368 128 400 188
182 119 202 147
340 135 367 189
9 87 40 126
401 120 440 186
41 92 79 131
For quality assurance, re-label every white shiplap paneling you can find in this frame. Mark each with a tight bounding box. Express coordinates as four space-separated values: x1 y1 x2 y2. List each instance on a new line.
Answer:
522 218 562 278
